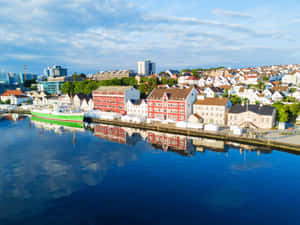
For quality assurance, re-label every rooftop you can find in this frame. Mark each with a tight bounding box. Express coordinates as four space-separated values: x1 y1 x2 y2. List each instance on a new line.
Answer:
229 104 275 115
147 87 194 101
1 90 24 96
94 86 133 93
194 97 229 106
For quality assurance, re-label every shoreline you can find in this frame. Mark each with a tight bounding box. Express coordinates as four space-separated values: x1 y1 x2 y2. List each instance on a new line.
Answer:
88 118 300 152
1 110 300 152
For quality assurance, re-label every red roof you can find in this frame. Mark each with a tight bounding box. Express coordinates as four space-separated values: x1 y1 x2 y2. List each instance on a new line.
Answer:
1 90 24 96
187 76 199 81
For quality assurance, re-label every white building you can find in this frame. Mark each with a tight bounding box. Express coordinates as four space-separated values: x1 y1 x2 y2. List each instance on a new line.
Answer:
193 97 232 126
10 95 30 105
282 71 300 85
126 99 148 118
137 60 156 76
73 94 94 111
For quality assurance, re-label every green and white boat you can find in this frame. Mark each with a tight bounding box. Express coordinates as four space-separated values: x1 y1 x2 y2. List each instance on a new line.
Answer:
31 108 84 125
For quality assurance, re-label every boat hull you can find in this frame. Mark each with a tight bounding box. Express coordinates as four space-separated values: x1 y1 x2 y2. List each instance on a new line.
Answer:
31 111 84 123
31 116 84 128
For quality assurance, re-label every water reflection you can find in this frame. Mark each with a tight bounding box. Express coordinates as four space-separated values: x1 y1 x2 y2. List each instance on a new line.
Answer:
0 117 145 223
93 123 275 157
0 116 299 225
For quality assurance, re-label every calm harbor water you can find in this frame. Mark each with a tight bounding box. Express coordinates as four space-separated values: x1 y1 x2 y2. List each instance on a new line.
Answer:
0 115 299 225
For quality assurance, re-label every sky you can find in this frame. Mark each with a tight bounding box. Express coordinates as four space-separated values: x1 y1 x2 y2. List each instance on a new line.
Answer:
0 0 300 74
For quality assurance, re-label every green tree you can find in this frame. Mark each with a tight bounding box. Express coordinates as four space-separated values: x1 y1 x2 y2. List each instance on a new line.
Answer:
138 83 149 98
5 99 11 104
222 89 229 97
273 102 289 122
262 76 269 81
74 81 86 94
257 80 265 90
61 82 75 95
288 103 300 120
84 81 100 95
230 95 242 105
23 79 36 88
191 69 200 77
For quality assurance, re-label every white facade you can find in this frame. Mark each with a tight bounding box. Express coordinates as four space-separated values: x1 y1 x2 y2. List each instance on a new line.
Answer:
193 99 232 126
282 74 297 85
10 96 30 105
126 99 148 117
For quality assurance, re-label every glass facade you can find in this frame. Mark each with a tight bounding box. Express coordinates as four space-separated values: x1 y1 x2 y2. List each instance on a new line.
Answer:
19 73 38 83
44 65 67 77
0 72 10 84
40 81 64 94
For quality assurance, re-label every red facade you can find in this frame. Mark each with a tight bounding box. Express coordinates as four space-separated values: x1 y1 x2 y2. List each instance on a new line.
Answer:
147 132 187 151
147 98 186 121
93 91 126 114
94 125 127 144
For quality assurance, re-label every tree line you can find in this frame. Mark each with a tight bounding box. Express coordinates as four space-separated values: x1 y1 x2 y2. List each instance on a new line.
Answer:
61 76 177 98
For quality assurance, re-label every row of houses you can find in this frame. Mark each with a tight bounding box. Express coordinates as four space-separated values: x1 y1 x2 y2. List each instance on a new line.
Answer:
0 85 278 129
91 86 276 129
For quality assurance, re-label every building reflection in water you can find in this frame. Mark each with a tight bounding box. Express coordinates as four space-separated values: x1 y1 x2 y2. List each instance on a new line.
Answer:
94 124 145 146
93 124 273 156
0 118 147 223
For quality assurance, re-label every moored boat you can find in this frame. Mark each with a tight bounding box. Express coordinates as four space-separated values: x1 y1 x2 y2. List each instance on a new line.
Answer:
31 109 84 124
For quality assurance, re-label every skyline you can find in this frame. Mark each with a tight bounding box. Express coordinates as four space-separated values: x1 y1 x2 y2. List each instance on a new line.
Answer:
1 0 300 74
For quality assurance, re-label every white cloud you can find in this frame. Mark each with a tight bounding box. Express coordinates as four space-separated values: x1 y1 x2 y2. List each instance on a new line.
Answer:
212 9 253 19
0 0 299 72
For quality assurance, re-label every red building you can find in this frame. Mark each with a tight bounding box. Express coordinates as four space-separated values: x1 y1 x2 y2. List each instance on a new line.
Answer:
147 131 195 156
94 124 127 144
147 87 197 121
93 86 140 115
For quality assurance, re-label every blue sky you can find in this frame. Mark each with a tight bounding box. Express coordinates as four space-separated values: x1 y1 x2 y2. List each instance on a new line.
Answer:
0 0 300 74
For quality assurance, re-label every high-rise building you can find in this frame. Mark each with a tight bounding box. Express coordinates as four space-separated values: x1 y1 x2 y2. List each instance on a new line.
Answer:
43 65 67 77
137 60 156 76
19 73 37 83
0 72 10 84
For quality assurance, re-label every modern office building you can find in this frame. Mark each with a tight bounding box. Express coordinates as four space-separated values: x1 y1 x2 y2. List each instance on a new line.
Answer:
0 72 37 85
0 72 10 84
137 60 156 76
9 73 20 85
19 73 37 84
38 76 73 95
44 65 68 77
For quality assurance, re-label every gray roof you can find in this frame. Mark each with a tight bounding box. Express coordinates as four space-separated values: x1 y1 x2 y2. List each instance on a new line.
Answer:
229 104 275 116
129 99 146 105
94 86 133 92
